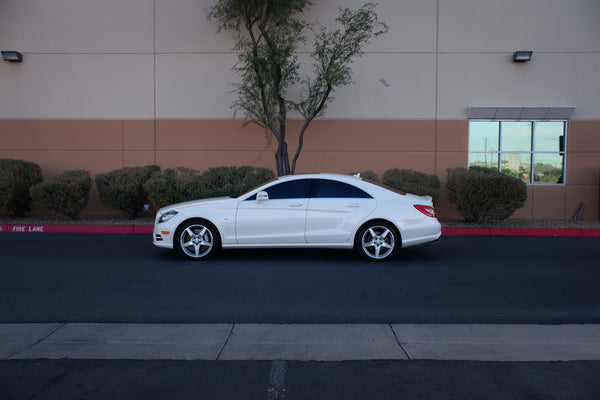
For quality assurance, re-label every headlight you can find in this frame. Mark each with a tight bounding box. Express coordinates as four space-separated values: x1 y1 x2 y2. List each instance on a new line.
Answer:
158 211 179 224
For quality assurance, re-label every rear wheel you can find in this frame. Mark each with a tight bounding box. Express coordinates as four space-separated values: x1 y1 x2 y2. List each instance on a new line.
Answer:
356 222 398 261
175 220 220 260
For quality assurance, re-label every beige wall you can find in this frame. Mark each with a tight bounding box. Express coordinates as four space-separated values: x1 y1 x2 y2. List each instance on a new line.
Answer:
2 0 600 119
1 0 599 218
1 119 598 219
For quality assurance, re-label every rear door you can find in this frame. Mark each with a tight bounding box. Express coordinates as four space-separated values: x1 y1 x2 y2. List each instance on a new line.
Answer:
305 179 377 243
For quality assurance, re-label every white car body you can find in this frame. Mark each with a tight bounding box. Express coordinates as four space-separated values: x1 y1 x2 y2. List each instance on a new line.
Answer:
153 173 441 261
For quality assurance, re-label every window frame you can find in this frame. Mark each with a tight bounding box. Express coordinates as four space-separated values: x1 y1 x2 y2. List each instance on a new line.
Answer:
243 178 313 201
468 119 567 185
312 179 373 199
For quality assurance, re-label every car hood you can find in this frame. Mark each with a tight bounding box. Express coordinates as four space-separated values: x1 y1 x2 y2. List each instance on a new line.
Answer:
159 197 236 213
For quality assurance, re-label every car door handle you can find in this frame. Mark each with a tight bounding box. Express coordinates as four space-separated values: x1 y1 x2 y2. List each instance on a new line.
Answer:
347 203 361 208
289 202 303 207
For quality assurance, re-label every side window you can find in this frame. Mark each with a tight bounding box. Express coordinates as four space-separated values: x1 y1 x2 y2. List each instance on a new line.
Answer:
245 179 312 200
313 179 372 199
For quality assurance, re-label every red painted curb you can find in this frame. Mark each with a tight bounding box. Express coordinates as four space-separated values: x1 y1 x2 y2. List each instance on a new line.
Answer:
1 224 599 236
134 225 154 234
582 229 600 237
2 224 146 234
489 228 583 237
442 227 600 237
442 227 490 236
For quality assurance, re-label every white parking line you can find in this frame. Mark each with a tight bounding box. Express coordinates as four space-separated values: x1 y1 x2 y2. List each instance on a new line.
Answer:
266 360 287 400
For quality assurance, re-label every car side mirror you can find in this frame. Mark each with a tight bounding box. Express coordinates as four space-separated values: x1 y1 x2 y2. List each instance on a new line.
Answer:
256 191 269 202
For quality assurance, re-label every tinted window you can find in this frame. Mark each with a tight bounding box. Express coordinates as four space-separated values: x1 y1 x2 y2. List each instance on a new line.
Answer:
313 179 372 199
245 179 312 200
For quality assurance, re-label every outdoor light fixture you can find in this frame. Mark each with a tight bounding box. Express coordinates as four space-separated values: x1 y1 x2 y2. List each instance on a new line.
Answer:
512 51 532 62
2 51 23 62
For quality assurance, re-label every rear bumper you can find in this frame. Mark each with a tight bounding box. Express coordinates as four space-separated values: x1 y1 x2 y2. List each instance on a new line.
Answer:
398 218 442 248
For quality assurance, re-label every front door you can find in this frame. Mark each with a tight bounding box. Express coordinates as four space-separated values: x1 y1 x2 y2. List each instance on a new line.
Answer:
236 179 312 244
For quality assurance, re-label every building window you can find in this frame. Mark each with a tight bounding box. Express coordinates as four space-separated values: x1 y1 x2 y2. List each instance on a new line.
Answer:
468 120 566 184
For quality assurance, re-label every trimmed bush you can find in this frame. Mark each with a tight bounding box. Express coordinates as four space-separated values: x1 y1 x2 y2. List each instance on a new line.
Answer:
0 159 43 217
382 168 440 205
198 166 275 198
349 170 380 182
30 170 92 219
144 166 276 209
95 165 160 218
446 166 527 222
144 167 204 209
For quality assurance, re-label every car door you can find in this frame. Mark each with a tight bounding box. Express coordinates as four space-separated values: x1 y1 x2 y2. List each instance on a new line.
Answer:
305 179 377 243
235 179 312 244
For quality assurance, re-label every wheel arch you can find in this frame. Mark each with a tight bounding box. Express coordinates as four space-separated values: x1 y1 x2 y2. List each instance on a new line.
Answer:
353 218 403 250
174 217 223 250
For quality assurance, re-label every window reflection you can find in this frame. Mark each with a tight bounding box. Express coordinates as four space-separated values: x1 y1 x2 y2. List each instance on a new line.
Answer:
534 121 564 152
501 153 531 183
501 122 532 152
468 120 566 185
469 152 499 170
534 153 564 183
469 121 499 152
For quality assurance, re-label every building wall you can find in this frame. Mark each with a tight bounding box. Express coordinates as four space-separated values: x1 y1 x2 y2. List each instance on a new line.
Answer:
1 0 599 218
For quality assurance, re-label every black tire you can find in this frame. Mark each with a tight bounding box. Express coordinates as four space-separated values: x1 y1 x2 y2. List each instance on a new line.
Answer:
355 221 398 261
175 220 220 261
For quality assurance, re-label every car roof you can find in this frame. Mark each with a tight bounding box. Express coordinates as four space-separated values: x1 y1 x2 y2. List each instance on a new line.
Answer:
272 173 407 197
276 173 360 182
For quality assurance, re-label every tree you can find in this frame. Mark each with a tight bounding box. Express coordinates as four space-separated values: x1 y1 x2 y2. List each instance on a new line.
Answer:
207 0 388 176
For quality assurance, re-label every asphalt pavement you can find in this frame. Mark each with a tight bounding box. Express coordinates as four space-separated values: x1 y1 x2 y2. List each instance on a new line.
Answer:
1 229 599 399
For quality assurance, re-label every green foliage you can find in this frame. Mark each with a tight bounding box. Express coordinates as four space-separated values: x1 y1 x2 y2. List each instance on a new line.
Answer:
95 165 160 218
207 0 387 176
199 166 275 198
144 167 205 209
30 170 92 219
0 159 43 217
446 167 528 222
349 170 380 182
145 166 276 208
382 168 440 205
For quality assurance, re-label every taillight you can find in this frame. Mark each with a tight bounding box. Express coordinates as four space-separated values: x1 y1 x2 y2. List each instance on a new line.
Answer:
414 204 436 217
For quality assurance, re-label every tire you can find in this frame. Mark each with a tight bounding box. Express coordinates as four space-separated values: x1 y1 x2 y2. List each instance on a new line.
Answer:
175 220 220 261
355 221 398 261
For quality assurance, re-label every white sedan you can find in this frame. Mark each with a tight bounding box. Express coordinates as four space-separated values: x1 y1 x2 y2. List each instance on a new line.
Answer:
152 173 441 261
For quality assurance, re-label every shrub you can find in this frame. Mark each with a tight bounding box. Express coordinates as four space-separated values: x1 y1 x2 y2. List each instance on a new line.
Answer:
95 165 160 218
446 166 527 222
198 166 275 198
144 167 204 209
30 170 92 219
382 168 440 205
144 166 276 209
0 159 43 217
349 170 380 182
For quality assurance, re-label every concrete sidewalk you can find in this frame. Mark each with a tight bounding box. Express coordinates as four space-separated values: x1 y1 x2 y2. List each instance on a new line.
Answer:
2 323 600 362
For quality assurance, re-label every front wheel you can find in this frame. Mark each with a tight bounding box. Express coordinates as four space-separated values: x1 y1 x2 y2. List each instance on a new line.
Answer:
175 220 220 260
355 222 398 261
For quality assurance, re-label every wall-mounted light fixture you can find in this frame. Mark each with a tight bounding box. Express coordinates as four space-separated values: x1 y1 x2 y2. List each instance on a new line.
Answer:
512 51 533 62
2 51 23 62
